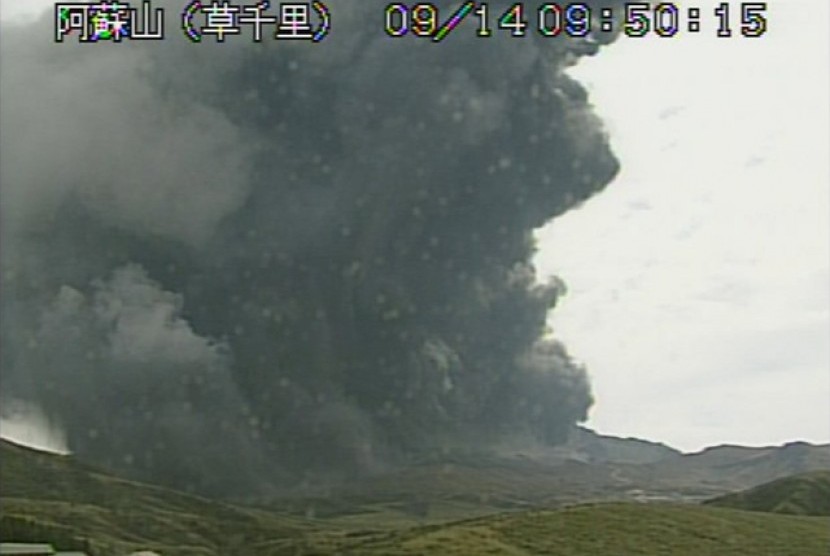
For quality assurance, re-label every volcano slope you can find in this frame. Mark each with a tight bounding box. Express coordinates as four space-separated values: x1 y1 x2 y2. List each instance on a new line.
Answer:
3 439 830 556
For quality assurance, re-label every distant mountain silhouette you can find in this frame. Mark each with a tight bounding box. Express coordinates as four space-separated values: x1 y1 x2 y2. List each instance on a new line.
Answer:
558 426 682 464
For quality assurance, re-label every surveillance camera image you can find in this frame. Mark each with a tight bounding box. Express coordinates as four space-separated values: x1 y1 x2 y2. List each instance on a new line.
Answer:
0 1 828 554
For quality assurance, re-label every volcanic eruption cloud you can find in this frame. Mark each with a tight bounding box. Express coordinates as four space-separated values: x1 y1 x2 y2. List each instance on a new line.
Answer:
0 1 621 495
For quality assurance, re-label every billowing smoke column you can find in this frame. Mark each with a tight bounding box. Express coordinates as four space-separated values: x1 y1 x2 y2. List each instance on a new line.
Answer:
0 1 621 495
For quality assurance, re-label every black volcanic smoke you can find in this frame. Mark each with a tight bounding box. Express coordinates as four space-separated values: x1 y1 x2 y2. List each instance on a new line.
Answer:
0 1 620 495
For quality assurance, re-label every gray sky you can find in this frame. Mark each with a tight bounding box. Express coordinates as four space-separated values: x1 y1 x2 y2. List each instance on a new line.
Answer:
535 0 830 452
1 0 827 456
0 0 52 23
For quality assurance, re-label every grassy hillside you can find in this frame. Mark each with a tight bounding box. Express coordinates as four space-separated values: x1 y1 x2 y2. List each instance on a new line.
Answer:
704 470 830 516
339 502 830 555
0 439 320 555
3 439 830 555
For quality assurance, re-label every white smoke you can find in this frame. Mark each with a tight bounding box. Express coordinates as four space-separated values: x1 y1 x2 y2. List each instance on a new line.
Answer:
0 399 69 454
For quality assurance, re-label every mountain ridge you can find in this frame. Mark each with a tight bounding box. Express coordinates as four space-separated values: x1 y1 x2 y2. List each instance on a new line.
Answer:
3 435 830 555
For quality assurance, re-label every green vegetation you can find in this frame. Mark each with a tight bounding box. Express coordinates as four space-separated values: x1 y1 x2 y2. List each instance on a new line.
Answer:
339 503 830 555
3 439 829 555
0 440 316 555
0 515 94 553
704 470 830 516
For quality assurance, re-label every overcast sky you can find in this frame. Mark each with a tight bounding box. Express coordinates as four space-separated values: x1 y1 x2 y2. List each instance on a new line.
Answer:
536 0 830 452
1 1 827 455
0 0 50 23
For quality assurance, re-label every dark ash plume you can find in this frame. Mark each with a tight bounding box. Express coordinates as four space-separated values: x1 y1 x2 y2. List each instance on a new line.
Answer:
1 1 621 495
